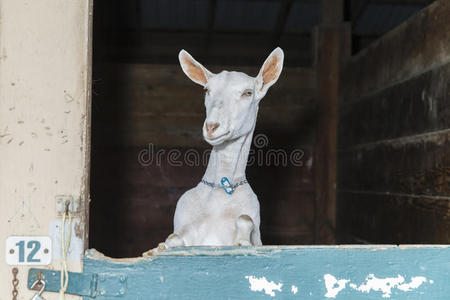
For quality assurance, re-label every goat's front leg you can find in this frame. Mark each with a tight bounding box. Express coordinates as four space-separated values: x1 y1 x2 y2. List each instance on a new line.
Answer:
142 233 185 257
234 214 255 246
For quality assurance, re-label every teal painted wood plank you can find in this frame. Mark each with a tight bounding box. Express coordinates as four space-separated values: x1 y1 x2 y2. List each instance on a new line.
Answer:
28 268 96 296
83 246 450 299
27 268 126 297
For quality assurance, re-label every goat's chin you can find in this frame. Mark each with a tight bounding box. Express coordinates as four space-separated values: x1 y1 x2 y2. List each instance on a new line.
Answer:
203 132 231 146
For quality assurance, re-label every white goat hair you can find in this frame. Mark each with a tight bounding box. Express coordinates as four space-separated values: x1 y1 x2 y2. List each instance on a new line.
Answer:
144 48 284 255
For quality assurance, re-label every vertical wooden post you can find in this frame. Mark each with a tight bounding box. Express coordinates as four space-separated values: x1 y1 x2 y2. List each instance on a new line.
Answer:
0 0 92 297
314 0 350 243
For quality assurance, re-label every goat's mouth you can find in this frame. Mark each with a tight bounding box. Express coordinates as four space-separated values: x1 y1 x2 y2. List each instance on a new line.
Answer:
204 131 231 144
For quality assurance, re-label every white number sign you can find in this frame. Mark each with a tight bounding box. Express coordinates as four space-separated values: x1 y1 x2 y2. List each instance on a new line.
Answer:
5 236 52 265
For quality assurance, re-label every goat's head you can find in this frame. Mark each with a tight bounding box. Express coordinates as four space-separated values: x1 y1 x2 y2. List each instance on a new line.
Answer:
179 48 284 146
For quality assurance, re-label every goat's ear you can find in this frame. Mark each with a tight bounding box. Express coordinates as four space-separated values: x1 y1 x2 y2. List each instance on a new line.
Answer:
178 50 212 86
256 47 284 97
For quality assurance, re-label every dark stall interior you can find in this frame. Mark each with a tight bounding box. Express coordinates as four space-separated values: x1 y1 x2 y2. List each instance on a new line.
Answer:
89 0 447 258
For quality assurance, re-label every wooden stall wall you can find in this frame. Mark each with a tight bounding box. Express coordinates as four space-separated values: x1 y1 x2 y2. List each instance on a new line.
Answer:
90 63 317 257
337 0 450 243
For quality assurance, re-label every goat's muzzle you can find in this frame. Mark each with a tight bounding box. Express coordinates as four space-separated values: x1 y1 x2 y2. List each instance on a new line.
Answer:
206 122 220 137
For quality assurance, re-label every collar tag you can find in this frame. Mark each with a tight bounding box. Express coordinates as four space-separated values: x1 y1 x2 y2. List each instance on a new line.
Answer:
221 177 234 195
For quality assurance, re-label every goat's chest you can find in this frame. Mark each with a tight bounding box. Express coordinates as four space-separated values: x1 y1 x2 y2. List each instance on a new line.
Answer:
191 190 245 222
175 187 255 245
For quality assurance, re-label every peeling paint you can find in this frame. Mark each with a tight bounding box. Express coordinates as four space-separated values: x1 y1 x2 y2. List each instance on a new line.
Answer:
324 274 349 298
74 222 83 239
87 248 149 263
245 275 283 297
324 273 434 298
397 276 428 292
82 245 450 299
49 220 84 260
291 285 298 294
350 274 403 298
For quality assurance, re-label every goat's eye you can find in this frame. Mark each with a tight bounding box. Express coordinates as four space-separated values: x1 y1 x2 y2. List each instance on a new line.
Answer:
204 88 210 96
242 89 253 97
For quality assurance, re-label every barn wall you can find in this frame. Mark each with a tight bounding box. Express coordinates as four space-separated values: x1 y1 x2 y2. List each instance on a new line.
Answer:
90 63 317 257
338 0 450 243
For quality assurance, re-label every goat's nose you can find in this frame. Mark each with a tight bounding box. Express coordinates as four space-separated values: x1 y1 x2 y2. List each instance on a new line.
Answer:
206 122 220 136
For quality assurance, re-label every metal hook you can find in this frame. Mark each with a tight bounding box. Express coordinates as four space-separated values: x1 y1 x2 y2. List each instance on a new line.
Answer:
64 199 70 216
36 270 43 282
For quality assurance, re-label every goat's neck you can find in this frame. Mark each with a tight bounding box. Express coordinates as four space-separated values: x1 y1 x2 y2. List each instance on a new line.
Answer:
203 129 254 185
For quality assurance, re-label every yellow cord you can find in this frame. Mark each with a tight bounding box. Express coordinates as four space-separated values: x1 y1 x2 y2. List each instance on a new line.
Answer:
59 209 72 300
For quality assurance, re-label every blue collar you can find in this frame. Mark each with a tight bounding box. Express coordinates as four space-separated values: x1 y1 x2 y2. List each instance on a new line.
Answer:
200 177 248 195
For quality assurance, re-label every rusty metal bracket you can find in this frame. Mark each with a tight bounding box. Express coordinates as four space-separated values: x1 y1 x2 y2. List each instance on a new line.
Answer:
27 268 127 297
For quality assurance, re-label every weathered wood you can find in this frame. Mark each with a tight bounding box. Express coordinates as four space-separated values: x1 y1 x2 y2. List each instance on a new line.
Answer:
0 0 92 297
260 189 315 244
340 62 450 147
337 0 450 245
80 246 450 299
341 0 450 104
94 31 313 67
93 63 316 93
338 131 450 242
338 130 450 197
93 104 317 148
338 192 450 243
90 144 316 257
314 21 349 243
92 63 316 147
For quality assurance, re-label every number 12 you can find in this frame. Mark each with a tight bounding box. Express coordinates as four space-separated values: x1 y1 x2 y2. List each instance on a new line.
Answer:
15 240 41 263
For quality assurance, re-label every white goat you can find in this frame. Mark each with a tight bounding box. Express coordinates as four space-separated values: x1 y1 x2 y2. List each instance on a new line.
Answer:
144 48 284 255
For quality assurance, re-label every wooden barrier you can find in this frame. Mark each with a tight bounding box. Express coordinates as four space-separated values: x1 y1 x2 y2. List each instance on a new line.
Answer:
28 246 450 299
338 0 450 243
